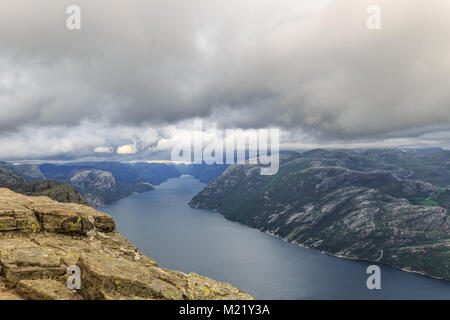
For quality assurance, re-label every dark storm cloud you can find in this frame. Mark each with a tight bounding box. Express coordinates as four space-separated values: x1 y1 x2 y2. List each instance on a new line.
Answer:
0 0 450 159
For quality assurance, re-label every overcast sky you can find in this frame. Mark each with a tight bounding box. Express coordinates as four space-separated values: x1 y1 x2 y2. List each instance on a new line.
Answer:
1 0 450 160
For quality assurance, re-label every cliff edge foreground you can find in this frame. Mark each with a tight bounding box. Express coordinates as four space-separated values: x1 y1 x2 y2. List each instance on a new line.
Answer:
0 188 252 300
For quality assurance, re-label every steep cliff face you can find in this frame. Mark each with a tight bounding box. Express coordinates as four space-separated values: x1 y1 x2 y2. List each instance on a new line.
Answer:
0 189 252 300
70 169 120 207
40 164 160 207
190 154 450 281
69 169 156 207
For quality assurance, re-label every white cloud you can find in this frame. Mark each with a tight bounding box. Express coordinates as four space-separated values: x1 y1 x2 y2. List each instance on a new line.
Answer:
1 0 450 160
117 142 137 154
94 146 113 153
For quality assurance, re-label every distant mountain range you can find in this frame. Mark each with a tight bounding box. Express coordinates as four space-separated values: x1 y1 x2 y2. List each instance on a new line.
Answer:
0 161 229 207
189 149 450 281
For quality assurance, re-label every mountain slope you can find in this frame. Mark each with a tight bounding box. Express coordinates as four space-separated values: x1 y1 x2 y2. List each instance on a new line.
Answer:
68 169 155 207
297 148 450 187
190 150 450 280
9 180 88 205
0 162 46 181
0 167 87 205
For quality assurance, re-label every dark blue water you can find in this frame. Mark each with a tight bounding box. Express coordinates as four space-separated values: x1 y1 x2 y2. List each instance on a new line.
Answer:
102 175 450 299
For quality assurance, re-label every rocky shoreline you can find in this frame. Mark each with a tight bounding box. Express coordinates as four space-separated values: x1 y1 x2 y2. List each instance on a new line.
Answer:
260 229 450 282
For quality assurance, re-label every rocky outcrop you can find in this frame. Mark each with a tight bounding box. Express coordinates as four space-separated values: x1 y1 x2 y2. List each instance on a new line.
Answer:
70 170 117 191
70 169 118 207
0 188 251 300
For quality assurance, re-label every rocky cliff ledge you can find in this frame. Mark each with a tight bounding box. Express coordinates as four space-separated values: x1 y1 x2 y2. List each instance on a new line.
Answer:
0 188 252 300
